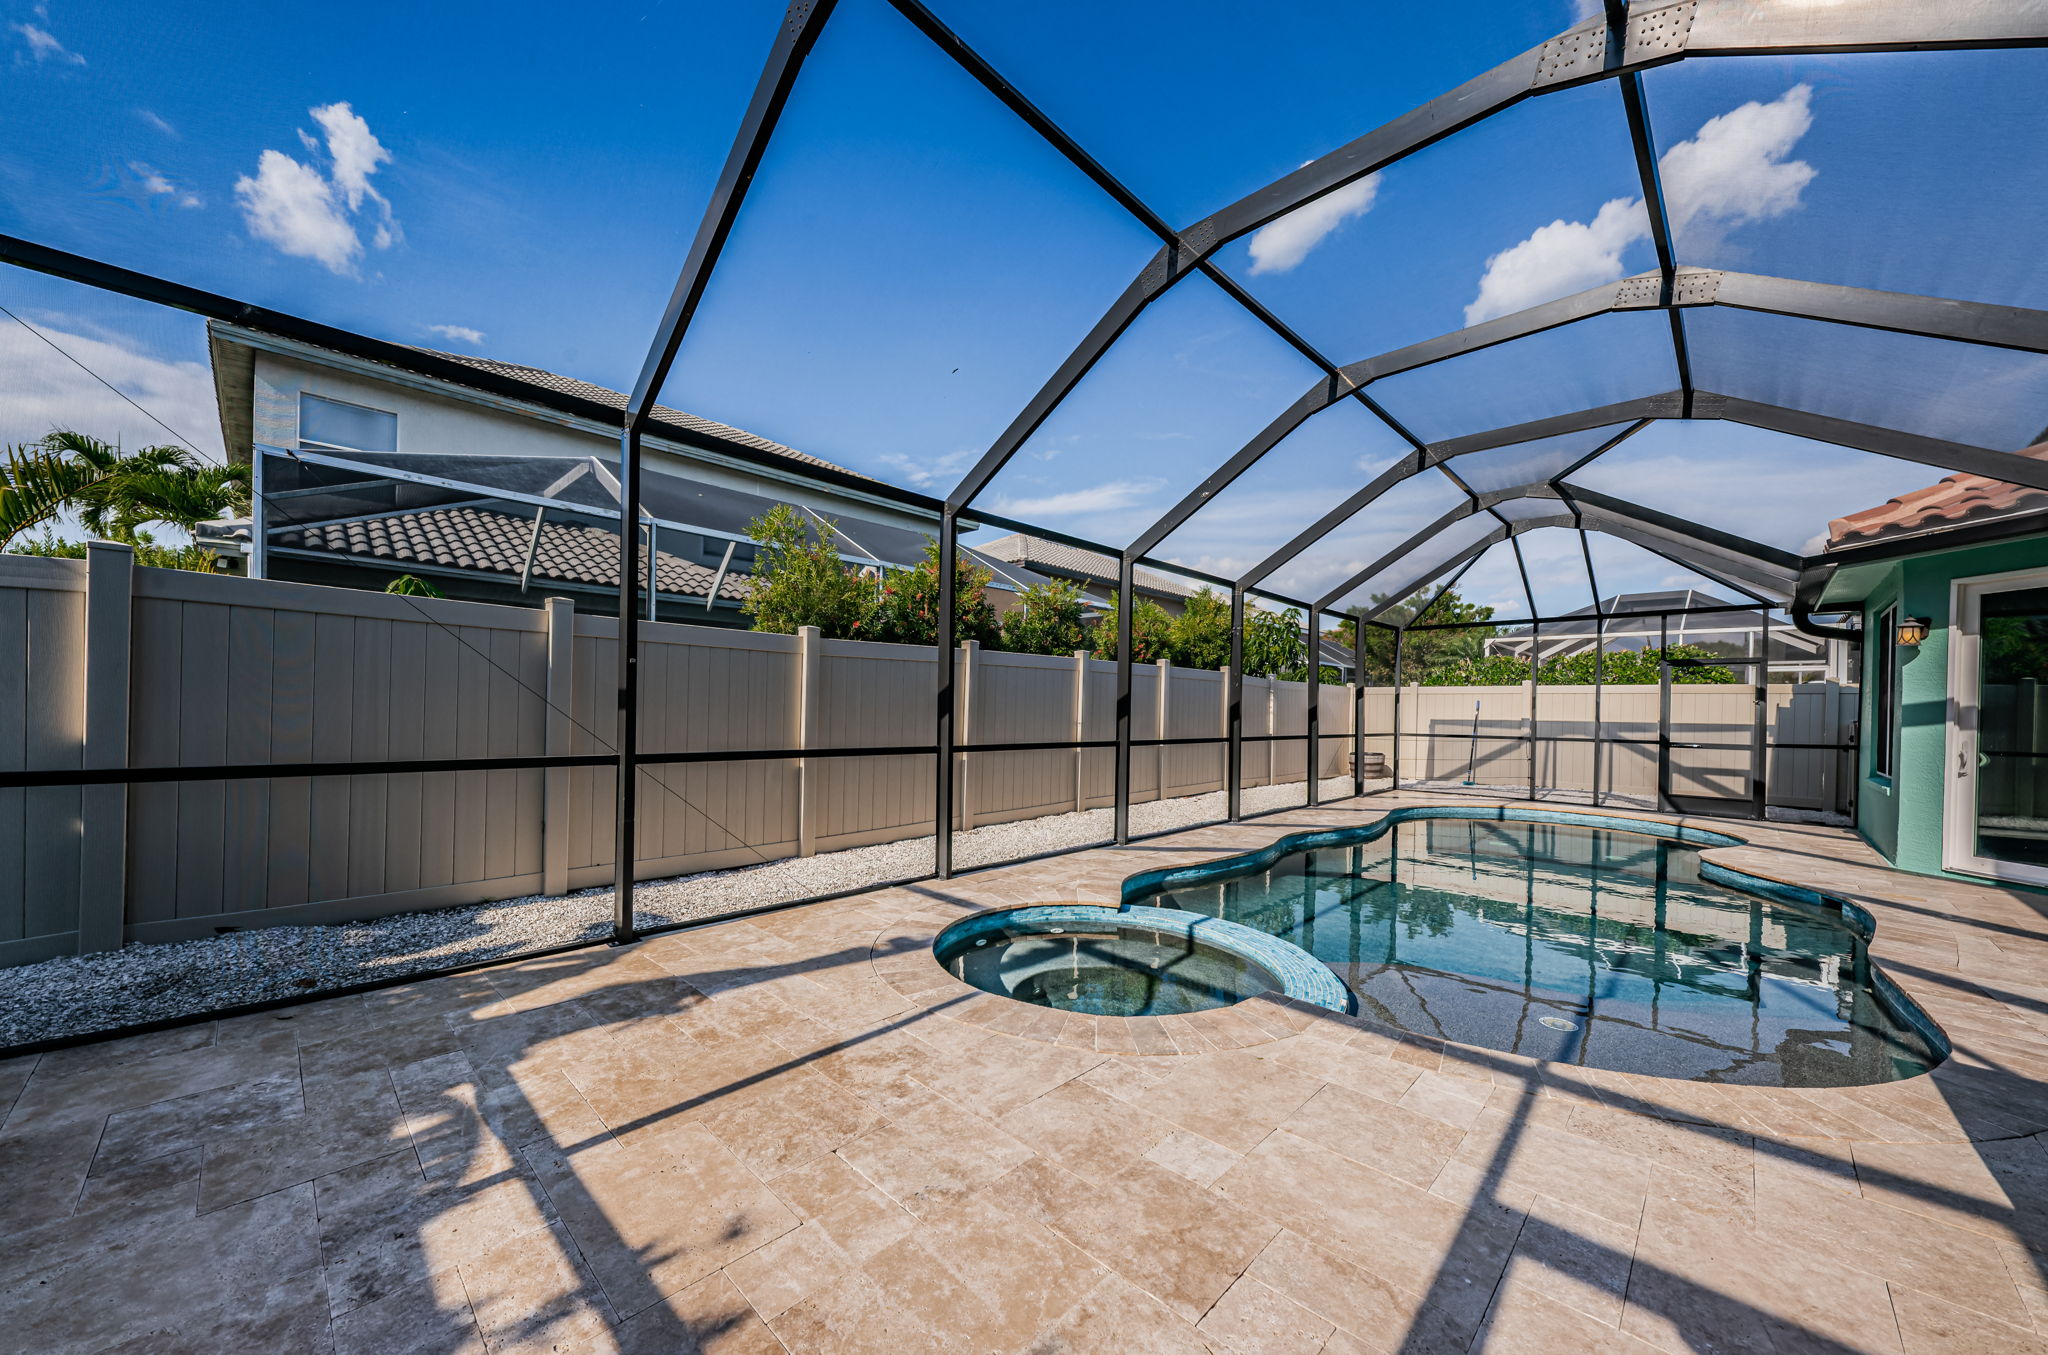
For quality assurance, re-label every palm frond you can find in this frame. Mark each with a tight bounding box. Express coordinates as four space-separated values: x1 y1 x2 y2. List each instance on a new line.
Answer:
0 443 124 551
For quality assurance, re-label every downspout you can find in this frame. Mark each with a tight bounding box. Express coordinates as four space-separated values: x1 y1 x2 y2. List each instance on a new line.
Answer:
1791 561 1862 643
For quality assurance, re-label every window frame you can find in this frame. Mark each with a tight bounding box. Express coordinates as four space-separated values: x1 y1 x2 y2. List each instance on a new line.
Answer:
1871 602 1899 781
298 392 399 455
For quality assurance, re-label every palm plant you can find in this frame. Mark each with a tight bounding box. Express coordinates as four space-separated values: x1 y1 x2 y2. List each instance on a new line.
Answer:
0 431 249 555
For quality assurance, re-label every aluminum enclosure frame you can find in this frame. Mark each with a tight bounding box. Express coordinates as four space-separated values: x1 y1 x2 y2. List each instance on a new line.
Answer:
2 0 2032 1051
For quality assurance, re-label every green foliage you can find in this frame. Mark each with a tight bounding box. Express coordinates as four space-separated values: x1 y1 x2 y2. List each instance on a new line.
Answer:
1353 588 1501 684
1091 593 1178 663
385 574 446 598
9 531 219 572
1000 578 1089 656
2 430 248 566
1244 605 1305 679
866 539 1001 648
739 505 877 639
1421 653 1533 686
1536 645 1739 685
1414 643 1742 687
1168 590 1231 670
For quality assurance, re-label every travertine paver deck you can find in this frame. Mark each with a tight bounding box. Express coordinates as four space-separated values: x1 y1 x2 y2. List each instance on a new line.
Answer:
4 792 2048 1354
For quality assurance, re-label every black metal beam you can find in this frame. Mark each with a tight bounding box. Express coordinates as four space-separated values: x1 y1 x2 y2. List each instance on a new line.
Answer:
1562 484 1798 572
1708 394 2048 490
1313 504 1483 612
1683 0 2048 57
1354 528 1512 624
1306 603 1321 807
1617 66 1694 417
1710 271 2048 354
1113 556 1135 842
1227 587 1244 821
612 0 840 944
935 509 957 877
1237 451 1425 592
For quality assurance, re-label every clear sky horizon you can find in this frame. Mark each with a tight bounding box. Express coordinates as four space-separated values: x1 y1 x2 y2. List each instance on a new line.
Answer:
5 0 2045 618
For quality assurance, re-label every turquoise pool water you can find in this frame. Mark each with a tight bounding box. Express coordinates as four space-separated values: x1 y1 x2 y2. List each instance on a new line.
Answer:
1128 818 1938 1086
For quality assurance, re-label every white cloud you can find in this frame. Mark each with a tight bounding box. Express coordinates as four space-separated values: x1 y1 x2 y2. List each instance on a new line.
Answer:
130 161 202 209
425 322 485 347
1659 82 1816 252
1568 0 1603 21
136 108 178 137
1464 197 1646 325
992 478 1164 518
12 21 83 64
235 101 400 275
0 313 223 460
875 447 971 490
1463 85 1815 324
1246 174 1380 275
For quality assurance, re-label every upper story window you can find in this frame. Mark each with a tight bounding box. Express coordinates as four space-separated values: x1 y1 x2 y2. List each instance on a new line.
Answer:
299 393 397 454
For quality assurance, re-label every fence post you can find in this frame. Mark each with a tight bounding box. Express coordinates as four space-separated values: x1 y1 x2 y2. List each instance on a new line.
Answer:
542 597 574 897
78 541 133 953
1072 649 1088 813
797 625 822 856
959 640 979 830
1155 658 1170 804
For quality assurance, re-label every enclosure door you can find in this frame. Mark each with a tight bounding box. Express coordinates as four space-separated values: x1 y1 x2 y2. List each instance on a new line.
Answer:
1659 656 1766 820
1945 568 2048 886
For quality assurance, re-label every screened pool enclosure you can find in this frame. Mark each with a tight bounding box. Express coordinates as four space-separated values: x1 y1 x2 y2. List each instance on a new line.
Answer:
5 0 2048 993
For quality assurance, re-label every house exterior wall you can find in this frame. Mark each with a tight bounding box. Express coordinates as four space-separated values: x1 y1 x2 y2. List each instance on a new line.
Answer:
1854 531 2048 882
244 345 939 538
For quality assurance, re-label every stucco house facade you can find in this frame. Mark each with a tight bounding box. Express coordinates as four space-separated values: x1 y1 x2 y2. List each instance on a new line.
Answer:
1810 446 2048 889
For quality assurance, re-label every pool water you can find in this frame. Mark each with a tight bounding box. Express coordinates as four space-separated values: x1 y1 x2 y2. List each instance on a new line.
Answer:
935 920 1279 1017
1129 819 1937 1086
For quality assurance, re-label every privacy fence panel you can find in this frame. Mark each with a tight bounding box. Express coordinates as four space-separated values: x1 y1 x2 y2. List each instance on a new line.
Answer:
0 555 88 965
811 637 935 852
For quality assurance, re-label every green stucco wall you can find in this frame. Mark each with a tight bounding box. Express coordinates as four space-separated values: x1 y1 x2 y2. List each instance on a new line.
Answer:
1853 533 2048 882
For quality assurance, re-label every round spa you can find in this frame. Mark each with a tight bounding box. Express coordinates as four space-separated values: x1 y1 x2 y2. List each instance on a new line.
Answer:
933 905 1351 1018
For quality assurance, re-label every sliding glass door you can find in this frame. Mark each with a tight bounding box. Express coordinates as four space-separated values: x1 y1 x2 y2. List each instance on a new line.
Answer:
1947 569 2048 885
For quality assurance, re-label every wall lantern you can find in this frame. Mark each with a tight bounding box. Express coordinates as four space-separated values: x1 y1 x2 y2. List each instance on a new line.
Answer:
1896 616 1932 647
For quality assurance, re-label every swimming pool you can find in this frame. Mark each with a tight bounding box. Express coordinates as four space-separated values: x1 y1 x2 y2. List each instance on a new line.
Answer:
1125 813 1940 1086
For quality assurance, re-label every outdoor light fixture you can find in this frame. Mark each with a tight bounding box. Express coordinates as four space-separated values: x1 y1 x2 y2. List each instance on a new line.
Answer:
1896 617 1932 647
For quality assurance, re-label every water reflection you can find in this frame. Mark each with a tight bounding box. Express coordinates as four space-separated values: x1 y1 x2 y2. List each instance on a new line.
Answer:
1138 820 1935 1086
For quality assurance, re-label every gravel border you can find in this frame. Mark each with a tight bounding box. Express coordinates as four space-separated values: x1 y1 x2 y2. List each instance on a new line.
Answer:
0 776 1363 1048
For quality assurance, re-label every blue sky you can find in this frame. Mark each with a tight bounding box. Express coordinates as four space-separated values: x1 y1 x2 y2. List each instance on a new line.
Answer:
5 0 2045 618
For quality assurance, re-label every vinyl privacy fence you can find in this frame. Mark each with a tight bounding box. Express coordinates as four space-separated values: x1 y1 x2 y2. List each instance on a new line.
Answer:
0 550 1348 965
0 549 1854 966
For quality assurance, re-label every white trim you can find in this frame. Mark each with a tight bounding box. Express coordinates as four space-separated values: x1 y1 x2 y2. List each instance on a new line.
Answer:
1943 564 2048 886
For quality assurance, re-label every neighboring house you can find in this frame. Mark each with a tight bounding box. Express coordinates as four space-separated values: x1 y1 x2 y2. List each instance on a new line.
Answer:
199 323 1047 624
1485 588 1844 683
975 533 1201 616
1807 444 2048 888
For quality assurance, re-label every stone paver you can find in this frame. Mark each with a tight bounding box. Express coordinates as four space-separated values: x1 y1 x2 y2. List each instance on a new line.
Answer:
4 793 2047 1352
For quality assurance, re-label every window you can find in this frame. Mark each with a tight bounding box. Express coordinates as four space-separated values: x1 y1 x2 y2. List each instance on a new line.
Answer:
1872 603 1899 779
299 393 397 454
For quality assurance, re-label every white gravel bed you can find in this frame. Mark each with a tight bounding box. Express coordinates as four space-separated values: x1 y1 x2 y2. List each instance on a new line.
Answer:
0 776 1361 1048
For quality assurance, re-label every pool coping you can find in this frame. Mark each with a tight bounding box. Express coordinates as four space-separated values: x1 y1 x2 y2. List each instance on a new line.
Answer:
867 795 2048 1142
